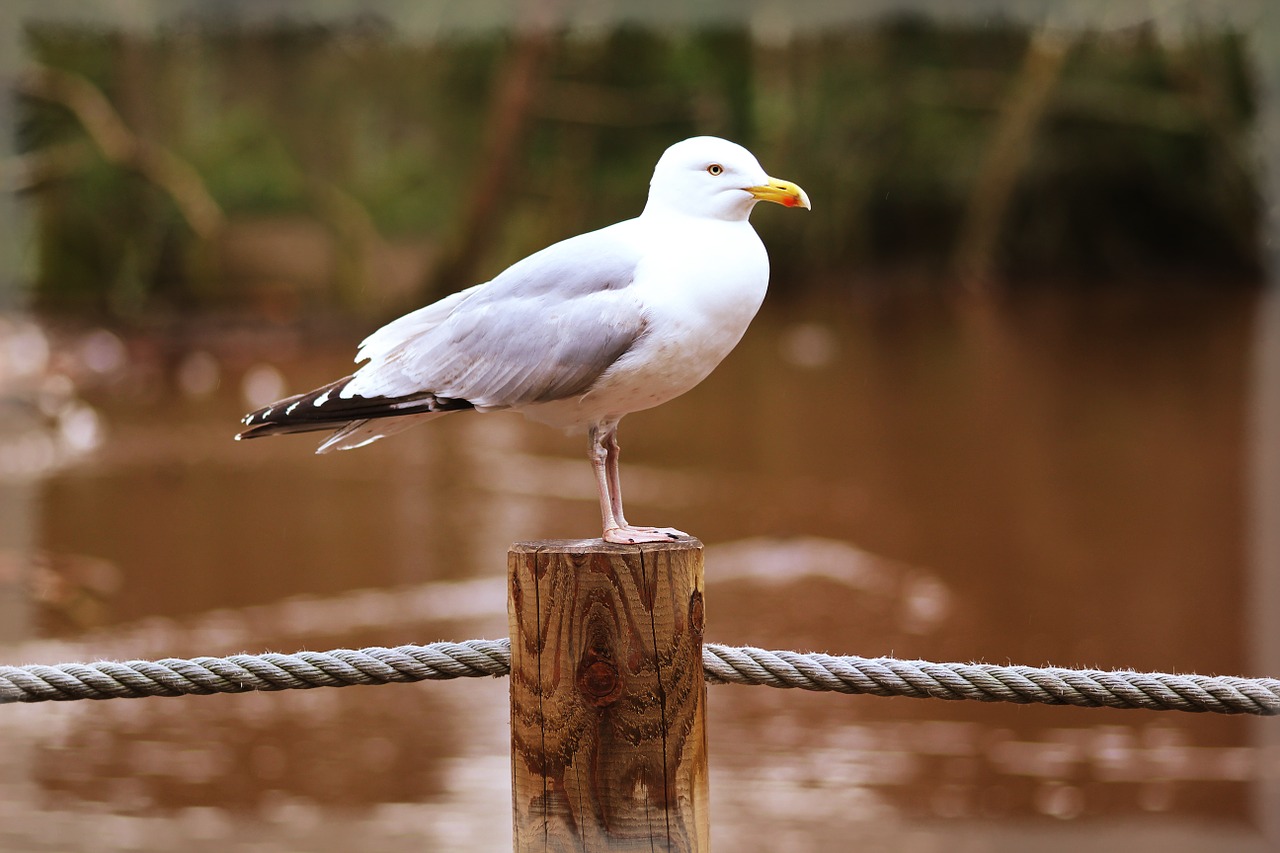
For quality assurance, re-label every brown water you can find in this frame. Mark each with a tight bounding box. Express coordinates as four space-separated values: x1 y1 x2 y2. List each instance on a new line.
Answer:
0 286 1274 851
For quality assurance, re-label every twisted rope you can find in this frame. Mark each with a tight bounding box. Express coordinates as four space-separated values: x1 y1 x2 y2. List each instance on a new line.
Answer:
0 640 511 703
700 645 1280 715
2 639 1277 715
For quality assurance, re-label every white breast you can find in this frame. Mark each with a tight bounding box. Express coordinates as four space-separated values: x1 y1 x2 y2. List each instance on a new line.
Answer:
522 215 769 431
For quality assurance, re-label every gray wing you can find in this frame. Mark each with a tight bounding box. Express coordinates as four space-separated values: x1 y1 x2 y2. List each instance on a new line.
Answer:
341 222 648 408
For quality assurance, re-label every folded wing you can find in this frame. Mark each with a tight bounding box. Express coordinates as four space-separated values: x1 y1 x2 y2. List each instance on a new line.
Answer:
237 224 649 450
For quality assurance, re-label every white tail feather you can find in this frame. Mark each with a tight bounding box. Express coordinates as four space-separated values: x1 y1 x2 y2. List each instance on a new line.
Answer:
315 412 445 454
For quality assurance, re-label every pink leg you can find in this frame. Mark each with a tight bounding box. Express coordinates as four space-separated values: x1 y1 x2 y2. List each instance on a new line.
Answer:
589 423 688 545
601 427 629 527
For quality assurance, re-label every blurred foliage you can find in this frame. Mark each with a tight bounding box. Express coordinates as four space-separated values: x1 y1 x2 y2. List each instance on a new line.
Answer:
12 17 1263 320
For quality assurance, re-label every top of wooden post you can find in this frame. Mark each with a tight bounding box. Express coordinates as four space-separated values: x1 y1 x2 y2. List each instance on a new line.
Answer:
509 537 704 554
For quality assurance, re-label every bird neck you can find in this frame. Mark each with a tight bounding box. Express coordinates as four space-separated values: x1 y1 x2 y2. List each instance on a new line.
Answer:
640 192 757 223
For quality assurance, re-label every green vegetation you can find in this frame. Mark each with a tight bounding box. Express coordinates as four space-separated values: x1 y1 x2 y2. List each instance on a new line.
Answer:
14 19 1262 320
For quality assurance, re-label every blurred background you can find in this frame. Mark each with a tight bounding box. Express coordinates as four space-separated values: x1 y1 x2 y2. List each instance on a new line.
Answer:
2 1 1279 850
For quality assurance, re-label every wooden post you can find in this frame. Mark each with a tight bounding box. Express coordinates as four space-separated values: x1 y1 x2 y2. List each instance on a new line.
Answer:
508 539 708 852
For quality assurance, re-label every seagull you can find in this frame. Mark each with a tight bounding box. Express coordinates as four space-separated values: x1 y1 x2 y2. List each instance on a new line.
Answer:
237 136 809 544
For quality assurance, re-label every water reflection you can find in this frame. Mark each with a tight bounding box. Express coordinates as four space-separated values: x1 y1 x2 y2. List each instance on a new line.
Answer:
0 319 108 481
0 287 1272 851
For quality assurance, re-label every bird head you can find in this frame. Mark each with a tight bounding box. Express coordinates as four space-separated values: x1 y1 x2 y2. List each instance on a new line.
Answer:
643 136 811 222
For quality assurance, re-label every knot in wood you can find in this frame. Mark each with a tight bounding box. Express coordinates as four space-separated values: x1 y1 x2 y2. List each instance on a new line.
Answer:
577 655 623 706
689 590 705 635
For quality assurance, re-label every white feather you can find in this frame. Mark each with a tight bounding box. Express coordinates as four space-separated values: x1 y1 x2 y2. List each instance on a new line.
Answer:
315 413 445 454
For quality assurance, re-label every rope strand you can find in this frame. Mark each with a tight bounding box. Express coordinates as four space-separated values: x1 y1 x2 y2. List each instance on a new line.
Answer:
2 639 1277 715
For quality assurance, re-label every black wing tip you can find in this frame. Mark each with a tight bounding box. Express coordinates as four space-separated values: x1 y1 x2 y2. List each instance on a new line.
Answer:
236 420 337 441
239 376 354 428
234 426 270 441
235 422 279 441
236 374 475 441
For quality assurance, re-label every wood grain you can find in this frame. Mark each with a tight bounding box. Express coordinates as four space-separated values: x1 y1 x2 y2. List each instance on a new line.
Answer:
508 539 708 852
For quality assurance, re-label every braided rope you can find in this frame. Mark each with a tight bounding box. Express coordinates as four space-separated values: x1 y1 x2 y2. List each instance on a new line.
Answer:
2 639 1277 715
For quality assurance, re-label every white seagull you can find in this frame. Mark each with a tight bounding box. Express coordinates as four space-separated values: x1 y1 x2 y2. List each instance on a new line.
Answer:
237 136 809 544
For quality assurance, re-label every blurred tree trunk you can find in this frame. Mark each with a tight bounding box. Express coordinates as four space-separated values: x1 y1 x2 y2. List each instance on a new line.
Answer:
429 18 556 297
953 32 1070 294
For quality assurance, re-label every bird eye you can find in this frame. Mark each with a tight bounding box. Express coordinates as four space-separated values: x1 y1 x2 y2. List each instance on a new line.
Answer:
707 164 724 176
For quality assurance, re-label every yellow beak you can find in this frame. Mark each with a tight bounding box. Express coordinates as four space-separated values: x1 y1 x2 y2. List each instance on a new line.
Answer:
747 177 811 210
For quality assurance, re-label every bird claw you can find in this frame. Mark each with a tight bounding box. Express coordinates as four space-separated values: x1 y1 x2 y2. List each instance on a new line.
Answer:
603 525 690 545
